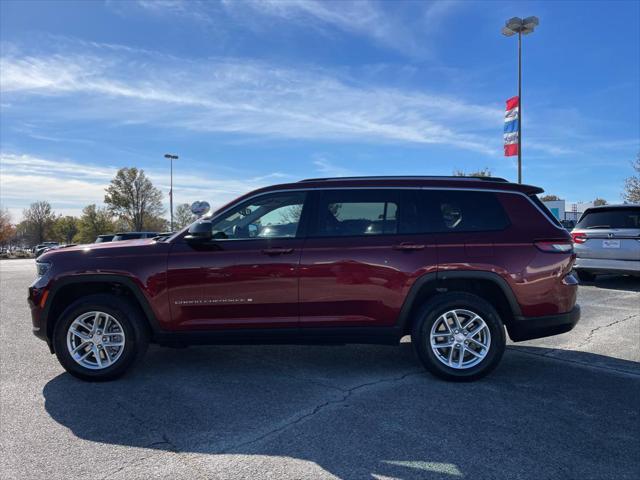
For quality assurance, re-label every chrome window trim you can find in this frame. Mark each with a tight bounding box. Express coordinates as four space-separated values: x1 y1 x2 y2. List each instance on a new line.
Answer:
173 185 564 243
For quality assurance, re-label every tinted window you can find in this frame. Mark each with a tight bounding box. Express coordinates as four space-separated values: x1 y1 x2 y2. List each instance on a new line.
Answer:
577 207 640 229
418 191 510 232
313 190 406 236
211 192 306 239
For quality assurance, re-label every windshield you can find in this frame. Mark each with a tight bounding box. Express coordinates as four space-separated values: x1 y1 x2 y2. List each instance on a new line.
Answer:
577 207 640 229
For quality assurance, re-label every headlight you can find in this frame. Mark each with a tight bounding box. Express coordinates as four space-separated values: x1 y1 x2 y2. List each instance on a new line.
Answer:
36 262 51 277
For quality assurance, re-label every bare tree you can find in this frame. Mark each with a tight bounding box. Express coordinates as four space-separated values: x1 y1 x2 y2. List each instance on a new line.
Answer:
104 167 164 231
540 194 561 202
623 153 640 203
453 167 492 177
593 198 608 206
22 201 57 245
174 203 196 229
0 208 15 246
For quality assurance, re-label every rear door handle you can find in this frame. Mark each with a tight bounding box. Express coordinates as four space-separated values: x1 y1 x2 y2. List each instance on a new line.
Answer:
393 242 426 251
262 247 294 255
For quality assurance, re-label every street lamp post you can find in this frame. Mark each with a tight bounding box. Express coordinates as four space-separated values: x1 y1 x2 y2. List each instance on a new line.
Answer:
164 154 179 231
502 16 539 184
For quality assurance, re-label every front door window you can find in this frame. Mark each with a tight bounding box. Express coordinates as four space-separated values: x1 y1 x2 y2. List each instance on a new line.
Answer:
210 192 306 240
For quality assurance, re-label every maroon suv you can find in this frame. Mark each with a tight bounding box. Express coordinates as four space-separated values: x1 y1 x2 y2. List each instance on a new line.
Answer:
29 176 580 381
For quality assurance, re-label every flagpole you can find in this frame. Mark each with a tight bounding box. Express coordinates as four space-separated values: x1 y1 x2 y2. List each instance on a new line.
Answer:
518 29 522 184
502 16 538 185
164 153 179 231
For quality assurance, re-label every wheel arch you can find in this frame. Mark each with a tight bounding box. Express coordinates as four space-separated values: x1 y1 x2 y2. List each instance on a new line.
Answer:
44 275 161 351
397 271 521 336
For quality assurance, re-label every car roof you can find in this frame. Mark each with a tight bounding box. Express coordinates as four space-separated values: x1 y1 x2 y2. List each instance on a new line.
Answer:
583 204 639 211
253 176 543 196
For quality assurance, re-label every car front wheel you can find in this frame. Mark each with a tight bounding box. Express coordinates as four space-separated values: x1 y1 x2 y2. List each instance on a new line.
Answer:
411 292 506 381
53 294 149 381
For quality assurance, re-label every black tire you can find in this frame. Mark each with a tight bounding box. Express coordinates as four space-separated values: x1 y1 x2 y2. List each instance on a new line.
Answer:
53 294 149 381
411 292 506 382
576 269 596 282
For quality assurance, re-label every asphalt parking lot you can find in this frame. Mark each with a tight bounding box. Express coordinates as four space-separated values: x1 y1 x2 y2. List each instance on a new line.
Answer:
1 259 639 480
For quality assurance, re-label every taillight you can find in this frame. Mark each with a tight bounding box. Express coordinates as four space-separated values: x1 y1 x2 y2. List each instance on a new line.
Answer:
534 240 574 253
571 232 587 244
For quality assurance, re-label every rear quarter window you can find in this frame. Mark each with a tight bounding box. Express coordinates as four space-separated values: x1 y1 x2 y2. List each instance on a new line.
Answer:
419 190 510 233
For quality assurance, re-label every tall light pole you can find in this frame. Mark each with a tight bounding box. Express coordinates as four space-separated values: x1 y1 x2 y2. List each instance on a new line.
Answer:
164 154 179 231
502 16 539 184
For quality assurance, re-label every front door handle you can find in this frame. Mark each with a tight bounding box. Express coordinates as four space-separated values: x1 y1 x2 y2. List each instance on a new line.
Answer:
262 247 294 255
393 242 426 251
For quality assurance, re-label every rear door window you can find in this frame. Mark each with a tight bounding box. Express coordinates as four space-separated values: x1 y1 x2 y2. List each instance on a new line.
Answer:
312 190 403 237
577 207 640 229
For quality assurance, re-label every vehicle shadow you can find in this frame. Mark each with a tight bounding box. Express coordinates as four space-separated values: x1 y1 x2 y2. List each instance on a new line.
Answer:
578 273 640 292
42 343 640 479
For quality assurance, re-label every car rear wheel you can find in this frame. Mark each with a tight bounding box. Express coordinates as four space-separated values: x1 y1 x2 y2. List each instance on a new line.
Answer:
576 269 596 282
53 294 149 381
411 292 506 381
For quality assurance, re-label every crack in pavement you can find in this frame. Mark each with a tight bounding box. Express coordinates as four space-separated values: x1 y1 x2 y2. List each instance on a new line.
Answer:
577 313 640 349
97 400 209 480
221 369 423 454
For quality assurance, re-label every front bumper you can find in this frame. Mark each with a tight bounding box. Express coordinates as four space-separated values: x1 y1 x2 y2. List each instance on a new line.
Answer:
508 305 581 342
28 284 51 347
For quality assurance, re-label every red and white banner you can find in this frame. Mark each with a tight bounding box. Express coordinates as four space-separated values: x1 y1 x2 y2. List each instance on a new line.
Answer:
504 96 519 156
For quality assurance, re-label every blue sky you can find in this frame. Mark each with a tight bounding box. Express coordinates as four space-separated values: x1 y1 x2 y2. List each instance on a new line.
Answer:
1 0 638 220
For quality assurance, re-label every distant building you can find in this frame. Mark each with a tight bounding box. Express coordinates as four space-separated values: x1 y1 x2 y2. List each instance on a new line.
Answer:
542 199 594 222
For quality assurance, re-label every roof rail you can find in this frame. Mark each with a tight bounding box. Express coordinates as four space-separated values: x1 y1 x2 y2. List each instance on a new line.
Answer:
298 175 510 183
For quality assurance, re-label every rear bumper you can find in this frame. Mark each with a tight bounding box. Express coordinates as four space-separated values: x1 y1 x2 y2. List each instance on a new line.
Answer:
574 257 640 275
508 305 581 342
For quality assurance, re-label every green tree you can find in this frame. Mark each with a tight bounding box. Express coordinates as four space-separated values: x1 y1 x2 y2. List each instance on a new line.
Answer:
75 204 115 244
593 198 608 206
54 216 79 244
540 194 561 202
174 203 196 229
144 215 169 233
104 167 164 231
22 201 57 245
453 167 492 177
623 153 640 203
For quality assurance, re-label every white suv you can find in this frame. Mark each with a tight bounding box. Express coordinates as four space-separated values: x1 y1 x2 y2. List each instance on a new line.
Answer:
571 205 640 280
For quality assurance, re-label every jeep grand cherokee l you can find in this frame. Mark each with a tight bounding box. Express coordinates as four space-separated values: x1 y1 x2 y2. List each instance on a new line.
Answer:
29 176 580 381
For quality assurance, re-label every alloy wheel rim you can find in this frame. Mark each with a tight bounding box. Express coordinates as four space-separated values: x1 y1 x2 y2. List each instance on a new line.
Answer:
429 309 491 369
66 311 126 370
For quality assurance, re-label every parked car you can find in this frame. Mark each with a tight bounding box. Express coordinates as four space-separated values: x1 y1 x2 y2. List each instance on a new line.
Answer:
29 176 579 381
112 232 158 241
95 234 115 243
34 242 59 258
571 204 640 281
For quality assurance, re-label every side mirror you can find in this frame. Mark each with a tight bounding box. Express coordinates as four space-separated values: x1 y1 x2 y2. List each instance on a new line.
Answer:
185 220 212 243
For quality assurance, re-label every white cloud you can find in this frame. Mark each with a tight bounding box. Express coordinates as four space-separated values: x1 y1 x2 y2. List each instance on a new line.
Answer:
0 152 291 221
129 0 461 56
312 156 357 177
0 41 501 155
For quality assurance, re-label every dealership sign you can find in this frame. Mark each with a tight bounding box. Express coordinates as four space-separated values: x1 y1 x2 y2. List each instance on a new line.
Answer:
190 201 210 217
